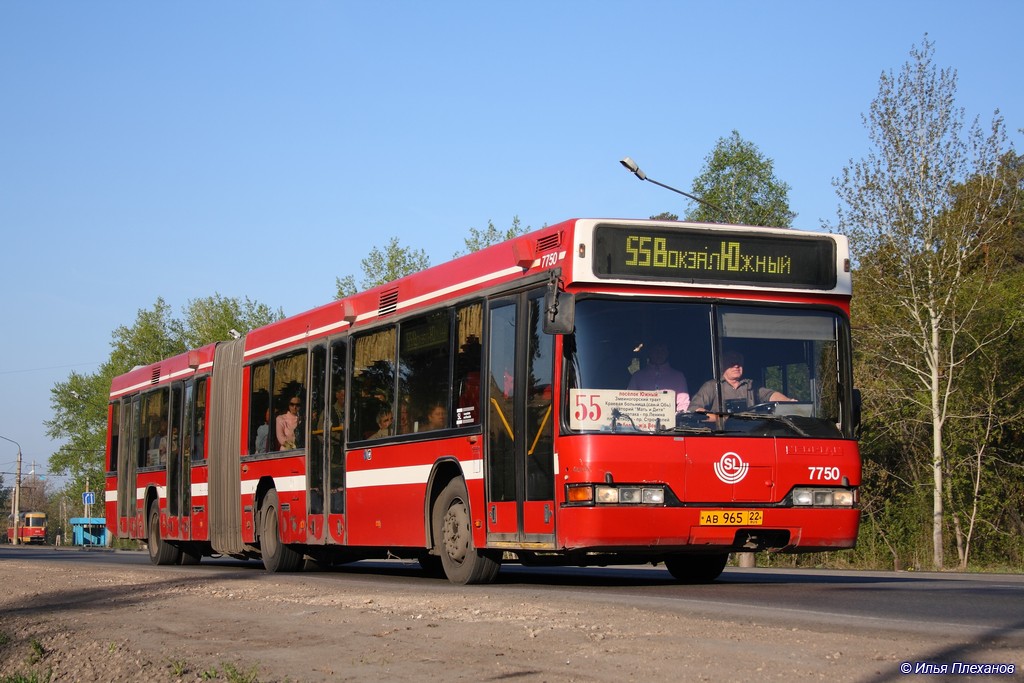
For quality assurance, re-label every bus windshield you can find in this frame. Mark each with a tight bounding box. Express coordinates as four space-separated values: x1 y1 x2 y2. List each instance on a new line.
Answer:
564 298 852 438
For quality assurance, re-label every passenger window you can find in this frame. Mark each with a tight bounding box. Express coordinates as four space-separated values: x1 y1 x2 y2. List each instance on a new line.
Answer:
454 302 483 427
398 311 451 433
141 388 169 468
248 362 272 454
272 351 308 451
353 328 396 440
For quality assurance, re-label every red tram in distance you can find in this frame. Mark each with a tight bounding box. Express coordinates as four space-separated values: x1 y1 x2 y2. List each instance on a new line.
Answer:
7 511 47 544
104 218 861 584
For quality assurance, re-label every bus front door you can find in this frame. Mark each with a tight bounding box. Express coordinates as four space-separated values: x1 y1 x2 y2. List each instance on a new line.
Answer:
485 291 556 548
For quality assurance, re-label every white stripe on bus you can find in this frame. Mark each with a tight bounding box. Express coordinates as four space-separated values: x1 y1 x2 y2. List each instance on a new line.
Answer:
136 486 166 500
130 462 483 501
347 459 484 489
240 475 306 495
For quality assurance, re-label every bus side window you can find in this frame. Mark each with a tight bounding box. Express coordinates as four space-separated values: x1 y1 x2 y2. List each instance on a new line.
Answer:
352 327 396 440
454 302 483 427
248 362 271 453
271 351 308 450
398 310 451 433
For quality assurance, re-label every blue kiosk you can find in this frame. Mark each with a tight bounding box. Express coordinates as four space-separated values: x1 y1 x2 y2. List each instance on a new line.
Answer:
69 517 108 546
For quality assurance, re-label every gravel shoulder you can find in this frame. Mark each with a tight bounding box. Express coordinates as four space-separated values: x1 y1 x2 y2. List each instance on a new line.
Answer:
0 550 1019 682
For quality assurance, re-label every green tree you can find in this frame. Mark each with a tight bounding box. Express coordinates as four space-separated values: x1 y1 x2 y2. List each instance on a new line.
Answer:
688 130 796 227
173 293 283 349
942 151 1024 569
832 36 1019 570
46 295 281 495
108 297 182 371
335 236 431 298
649 212 679 221
48 298 181 491
454 216 529 257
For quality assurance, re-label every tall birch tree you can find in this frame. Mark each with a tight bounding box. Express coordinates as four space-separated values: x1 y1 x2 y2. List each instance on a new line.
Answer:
832 36 1017 569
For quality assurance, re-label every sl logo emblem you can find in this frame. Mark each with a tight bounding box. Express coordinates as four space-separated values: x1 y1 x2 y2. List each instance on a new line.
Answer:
714 451 749 484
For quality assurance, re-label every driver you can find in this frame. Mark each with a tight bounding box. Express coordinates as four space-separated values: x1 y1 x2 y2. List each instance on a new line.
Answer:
689 351 793 414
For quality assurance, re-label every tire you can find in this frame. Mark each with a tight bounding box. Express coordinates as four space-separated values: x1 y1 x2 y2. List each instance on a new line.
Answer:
664 553 729 583
432 479 500 585
147 501 181 566
261 490 302 572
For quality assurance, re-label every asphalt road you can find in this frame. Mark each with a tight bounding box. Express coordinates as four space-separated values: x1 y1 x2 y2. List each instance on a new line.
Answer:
4 544 1022 645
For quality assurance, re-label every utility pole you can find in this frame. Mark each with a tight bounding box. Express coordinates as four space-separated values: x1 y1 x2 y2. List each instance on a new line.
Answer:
0 435 23 545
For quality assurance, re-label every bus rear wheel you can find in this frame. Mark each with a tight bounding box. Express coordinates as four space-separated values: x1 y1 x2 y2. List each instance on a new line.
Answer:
261 490 302 572
432 479 500 585
148 501 181 566
664 553 729 583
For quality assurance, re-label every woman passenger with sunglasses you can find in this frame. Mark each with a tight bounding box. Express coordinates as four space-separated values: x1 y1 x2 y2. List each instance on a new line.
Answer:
277 395 302 450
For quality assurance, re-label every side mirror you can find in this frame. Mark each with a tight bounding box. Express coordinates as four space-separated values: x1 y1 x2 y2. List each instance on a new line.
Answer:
542 290 575 335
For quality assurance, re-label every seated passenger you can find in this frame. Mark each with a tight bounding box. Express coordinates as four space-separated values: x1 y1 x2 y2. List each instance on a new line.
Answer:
370 408 393 439
628 340 690 411
255 409 270 453
422 403 447 431
277 396 301 449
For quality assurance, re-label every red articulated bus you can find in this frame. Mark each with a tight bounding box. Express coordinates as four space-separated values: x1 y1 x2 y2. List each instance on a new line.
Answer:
105 218 861 584
7 511 47 544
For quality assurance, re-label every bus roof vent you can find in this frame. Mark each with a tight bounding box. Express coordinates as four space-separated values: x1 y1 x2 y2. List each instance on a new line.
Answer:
536 232 562 253
150 366 161 385
378 288 399 316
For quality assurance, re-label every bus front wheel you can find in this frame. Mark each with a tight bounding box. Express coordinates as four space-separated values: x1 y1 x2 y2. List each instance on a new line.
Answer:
432 479 500 585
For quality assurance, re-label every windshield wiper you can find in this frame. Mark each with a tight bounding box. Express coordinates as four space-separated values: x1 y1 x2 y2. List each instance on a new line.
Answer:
727 411 811 437
667 424 713 435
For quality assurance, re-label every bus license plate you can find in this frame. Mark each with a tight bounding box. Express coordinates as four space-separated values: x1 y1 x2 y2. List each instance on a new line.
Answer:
699 510 763 526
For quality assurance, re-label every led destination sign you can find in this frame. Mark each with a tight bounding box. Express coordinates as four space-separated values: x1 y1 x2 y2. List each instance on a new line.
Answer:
593 225 837 289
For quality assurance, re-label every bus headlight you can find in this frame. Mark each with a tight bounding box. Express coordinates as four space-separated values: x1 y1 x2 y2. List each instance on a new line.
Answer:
595 485 618 503
791 487 856 507
567 484 666 506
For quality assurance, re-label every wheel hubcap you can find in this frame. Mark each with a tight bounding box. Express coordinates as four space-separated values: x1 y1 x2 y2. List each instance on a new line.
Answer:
442 500 470 565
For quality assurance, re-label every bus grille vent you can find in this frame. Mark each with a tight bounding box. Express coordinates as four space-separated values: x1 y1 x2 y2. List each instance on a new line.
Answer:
536 232 562 252
378 288 400 316
150 367 161 384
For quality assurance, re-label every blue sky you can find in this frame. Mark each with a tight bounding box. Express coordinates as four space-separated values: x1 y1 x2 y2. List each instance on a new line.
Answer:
1 2 1021 488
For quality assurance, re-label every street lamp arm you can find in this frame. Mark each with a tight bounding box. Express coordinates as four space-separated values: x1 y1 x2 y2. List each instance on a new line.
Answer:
619 156 726 220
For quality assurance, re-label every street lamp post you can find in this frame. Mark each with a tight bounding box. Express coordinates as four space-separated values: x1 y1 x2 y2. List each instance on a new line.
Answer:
0 434 23 545
619 156 726 220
